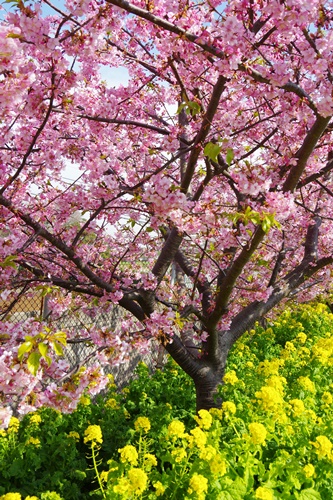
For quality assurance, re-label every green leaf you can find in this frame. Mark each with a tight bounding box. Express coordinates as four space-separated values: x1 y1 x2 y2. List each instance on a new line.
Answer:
177 100 201 117
38 342 48 358
226 148 234 166
44 354 52 367
53 331 67 346
27 352 42 376
221 478 247 500
296 489 322 500
204 142 222 163
6 33 22 38
0 255 17 269
17 341 33 361
52 342 64 356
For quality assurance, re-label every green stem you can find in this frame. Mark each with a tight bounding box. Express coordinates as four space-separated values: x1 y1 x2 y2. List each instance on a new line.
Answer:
92 444 106 499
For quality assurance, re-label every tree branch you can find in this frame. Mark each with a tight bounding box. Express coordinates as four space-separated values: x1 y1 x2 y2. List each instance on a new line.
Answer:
282 115 331 192
209 226 266 326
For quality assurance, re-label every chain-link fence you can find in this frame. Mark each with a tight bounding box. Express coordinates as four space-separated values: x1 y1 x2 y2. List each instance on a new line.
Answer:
1 291 166 388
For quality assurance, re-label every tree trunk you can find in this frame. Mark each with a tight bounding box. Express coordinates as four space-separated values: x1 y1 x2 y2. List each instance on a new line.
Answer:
193 365 225 412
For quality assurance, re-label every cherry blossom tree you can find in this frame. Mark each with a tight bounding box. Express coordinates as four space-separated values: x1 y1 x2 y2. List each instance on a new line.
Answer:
0 0 333 423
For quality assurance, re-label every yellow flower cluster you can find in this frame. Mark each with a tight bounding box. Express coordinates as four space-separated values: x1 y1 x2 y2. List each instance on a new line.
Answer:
199 444 217 462
289 399 305 417
118 445 138 465
311 435 332 460
194 410 213 430
189 427 207 449
153 481 166 496
105 398 119 410
29 413 41 425
144 453 157 469
248 423 267 445
79 396 90 406
303 464 315 478
67 431 80 441
0 494 22 500
209 408 222 420
312 337 333 365
171 448 187 463
266 375 286 395
255 486 274 500
296 332 307 344
188 473 208 499
322 391 333 405
255 385 284 412
167 420 186 439
83 425 103 445
223 370 238 385
222 401 237 415
26 436 41 447
298 376 316 393
113 468 148 496
134 416 151 433
8 417 20 433
257 358 282 376
209 454 227 476
128 468 148 494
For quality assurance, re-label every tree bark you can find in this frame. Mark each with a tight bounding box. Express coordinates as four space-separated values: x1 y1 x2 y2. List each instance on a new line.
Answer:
193 364 224 412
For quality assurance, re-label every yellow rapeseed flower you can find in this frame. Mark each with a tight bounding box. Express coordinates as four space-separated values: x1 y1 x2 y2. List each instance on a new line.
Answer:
289 399 305 417
118 445 138 465
29 414 41 425
255 385 284 412
255 486 274 500
128 468 148 495
83 425 103 445
248 423 267 445
296 332 307 344
312 337 333 365
26 437 41 447
222 401 237 415
298 376 316 393
0 494 22 500
311 435 332 459
153 481 166 497
67 431 80 441
266 375 286 395
100 470 109 483
303 464 315 478
200 444 217 461
105 398 119 410
113 477 130 496
322 391 333 405
257 358 281 376
190 427 207 449
8 417 20 433
171 448 187 463
134 416 151 433
144 453 157 468
194 409 213 430
167 420 186 439
209 454 227 476
79 395 90 406
223 370 238 385
188 473 208 499
209 408 222 420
